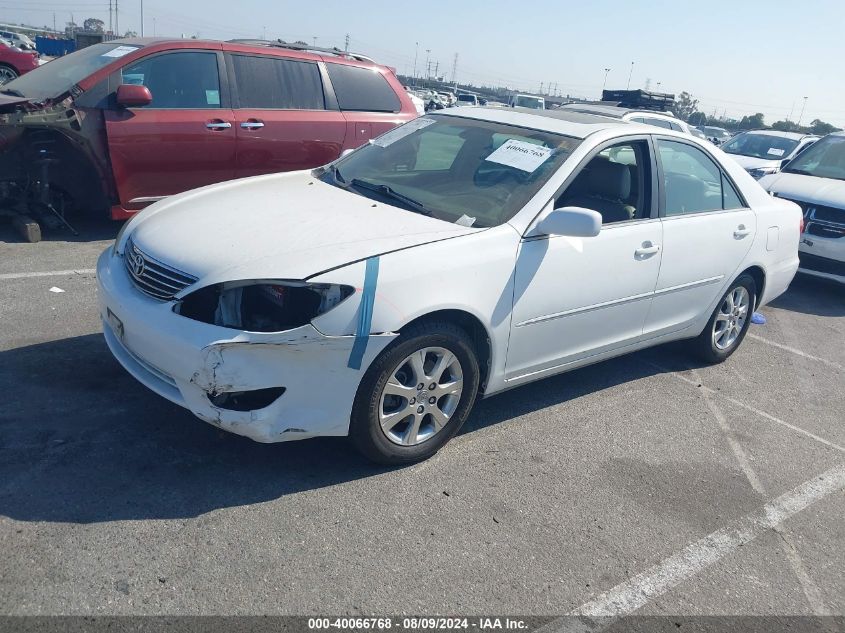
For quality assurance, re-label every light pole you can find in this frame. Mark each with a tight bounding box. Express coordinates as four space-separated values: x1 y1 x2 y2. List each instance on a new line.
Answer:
797 96 808 127
139 0 143 36
656 81 662 90
425 48 431 85
602 68 610 92
413 42 419 84
626 61 635 90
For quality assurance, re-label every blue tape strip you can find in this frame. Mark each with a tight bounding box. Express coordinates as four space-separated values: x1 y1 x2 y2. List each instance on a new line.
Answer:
347 256 380 370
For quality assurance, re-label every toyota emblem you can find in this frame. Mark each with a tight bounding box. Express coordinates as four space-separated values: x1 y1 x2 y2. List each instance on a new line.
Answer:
130 250 145 277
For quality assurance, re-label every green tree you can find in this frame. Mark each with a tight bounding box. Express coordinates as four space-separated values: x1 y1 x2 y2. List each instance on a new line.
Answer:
83 17 104 33
771 120 798 132
737 112 765 130
809 119 841 135
674 91 699 121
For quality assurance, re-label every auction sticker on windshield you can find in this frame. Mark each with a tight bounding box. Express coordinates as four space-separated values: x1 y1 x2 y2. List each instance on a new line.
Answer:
767 148 785 157
372 118 436 147
101 45 139 58
485 139 552 172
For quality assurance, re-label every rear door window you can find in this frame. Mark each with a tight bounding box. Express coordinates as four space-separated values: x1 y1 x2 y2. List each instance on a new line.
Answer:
231 54 325 109
121 51 221 109
325 63 401 113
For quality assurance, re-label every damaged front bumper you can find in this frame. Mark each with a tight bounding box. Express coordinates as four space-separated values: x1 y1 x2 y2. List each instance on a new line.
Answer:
96 248 397 443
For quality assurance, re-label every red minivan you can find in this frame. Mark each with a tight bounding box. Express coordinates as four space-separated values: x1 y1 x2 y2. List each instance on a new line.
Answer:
0 39 417 220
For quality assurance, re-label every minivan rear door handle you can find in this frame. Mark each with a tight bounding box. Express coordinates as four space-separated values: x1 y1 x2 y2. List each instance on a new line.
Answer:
205 120 232 130
240 119 265 129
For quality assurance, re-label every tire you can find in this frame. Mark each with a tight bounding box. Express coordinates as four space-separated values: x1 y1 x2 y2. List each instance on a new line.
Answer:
0 64 18 85
350 320 480 465
691 274 756 364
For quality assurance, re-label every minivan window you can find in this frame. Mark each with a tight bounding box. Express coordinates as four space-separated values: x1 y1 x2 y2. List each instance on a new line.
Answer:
231 55 324 110
1 42 141 100
325 63 400 113
121 51 220 109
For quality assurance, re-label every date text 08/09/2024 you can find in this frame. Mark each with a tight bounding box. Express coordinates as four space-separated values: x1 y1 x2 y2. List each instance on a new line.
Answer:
307 618 530 630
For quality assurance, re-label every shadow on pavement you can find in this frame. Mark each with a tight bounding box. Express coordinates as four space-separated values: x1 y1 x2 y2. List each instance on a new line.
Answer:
0 332 706 525
0 216 122 244
769 274 845 318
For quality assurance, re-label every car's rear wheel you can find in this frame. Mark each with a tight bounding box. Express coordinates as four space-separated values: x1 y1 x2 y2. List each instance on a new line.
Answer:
0 64 18 85
691 274 756 363
350 321 480 464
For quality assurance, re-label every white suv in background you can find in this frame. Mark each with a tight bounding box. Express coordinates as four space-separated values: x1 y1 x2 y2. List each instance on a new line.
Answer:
560 104 699 137
760 132 845 283
721 130 819 179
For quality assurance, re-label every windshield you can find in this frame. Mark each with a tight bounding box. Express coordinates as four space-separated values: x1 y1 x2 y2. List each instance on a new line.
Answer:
515 96 544 109
319 115 579 228
722 133 800 160
1 42 141 100
782 134 845 181
457 95 475 102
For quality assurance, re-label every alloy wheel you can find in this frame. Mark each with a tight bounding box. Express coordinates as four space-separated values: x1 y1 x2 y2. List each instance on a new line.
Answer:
0 67 17 85
378 346 464 446
712 286 750 350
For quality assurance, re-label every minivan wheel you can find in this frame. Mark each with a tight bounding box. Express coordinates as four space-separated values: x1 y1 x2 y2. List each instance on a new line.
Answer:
0 64 18 85
691 274 756 364
350 321 480 465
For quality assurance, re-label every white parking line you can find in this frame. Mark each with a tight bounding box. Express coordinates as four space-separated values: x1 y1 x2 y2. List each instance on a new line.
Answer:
648 362 845 454
747 333 844 372
0 268 97 280
693 368 830 616
539 464 845 633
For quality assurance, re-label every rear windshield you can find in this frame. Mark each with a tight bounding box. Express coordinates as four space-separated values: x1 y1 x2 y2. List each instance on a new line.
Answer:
722 133 800 160
1 42 141 100
457 95 476 102
515 96 544 109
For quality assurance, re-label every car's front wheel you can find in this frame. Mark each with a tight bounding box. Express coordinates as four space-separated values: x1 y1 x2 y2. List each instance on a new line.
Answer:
691 274 756 363
350 321 480 464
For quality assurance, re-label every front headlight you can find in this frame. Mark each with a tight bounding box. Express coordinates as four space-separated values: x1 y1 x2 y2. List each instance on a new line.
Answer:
748 167 779 180
175 280 354 332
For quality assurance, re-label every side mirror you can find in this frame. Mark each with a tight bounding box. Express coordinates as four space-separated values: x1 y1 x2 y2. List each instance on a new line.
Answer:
116 84 152 108
527 206 602 238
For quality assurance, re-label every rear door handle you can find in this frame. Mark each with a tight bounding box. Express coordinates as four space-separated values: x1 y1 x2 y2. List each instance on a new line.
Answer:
240 120 265 129
205 120 232 130
635 242 661 257
734 224 751 239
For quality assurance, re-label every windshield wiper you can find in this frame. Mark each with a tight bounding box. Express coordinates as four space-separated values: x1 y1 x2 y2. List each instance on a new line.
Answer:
782 168 815 176
349 179 431 216
0 88 24 97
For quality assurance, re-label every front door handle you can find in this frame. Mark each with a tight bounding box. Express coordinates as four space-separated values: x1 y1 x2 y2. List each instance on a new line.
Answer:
734 224 751 239
635 241 661 258
240 120 265 129
205 120 232 130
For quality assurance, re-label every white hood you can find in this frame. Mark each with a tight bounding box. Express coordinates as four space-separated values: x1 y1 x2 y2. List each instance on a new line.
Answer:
759 172 845 207
726 153 780 171
123 171 478 285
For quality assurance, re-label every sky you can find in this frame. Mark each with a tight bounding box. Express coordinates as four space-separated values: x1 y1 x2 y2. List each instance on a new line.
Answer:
8 0 845 128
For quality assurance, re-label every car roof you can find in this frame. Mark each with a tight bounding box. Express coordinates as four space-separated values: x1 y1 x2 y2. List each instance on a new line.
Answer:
560 103 679 120
436 106 631 139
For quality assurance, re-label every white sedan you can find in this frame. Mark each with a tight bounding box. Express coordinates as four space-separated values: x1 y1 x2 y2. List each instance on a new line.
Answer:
97 107 801 463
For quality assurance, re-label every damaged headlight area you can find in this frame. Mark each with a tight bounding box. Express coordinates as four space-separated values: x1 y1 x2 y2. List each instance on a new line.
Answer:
175 280 354 332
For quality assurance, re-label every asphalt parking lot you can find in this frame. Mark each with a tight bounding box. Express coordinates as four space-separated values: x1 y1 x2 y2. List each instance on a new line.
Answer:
1 221 844 618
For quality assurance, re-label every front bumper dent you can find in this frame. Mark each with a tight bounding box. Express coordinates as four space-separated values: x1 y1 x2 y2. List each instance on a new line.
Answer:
97 249 397 443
